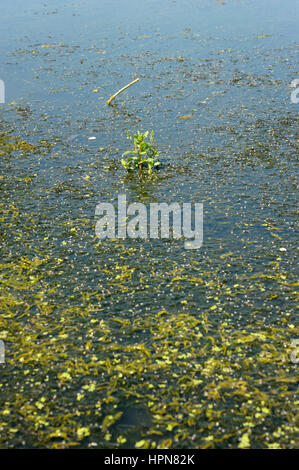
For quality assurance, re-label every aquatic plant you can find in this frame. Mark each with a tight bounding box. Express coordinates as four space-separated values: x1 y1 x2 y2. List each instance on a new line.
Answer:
0 133 53 157
121 130 161 175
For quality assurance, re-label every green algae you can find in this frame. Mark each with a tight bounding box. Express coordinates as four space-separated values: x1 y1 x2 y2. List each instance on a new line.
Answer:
0 214 298 448
0 133 53 158
0 0 298 450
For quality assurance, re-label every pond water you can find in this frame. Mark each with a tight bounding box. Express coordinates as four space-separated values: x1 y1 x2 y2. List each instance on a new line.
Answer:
0 0 298 449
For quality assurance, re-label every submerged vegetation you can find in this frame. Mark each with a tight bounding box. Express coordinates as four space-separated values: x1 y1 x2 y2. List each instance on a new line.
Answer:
0 193 298 448
0 236 298 449
0 0 298 451
0 133 53 157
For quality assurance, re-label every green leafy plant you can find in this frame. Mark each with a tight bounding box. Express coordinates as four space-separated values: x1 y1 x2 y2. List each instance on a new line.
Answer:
121 130 161 175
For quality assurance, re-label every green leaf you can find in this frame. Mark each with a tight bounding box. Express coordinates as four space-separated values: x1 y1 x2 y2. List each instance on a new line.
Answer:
121 129 161 175
122 150 135 157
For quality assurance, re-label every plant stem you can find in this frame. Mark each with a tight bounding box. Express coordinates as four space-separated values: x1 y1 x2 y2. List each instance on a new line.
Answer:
106 78 140 106
138 145 142 170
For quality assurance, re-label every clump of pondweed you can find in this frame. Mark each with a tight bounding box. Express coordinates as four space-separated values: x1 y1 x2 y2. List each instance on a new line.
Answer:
121 130 161 175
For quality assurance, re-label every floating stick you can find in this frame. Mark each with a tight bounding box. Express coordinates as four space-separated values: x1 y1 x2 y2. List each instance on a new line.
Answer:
106 78 140 106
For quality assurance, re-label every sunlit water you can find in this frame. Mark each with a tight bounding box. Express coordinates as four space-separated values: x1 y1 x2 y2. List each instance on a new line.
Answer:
0 0 298 449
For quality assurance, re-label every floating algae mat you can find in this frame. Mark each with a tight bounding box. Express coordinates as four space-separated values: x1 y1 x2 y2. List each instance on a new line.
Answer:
0 0 298 449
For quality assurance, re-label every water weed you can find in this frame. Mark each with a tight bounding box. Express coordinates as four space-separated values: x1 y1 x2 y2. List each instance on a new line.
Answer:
121 131 161 175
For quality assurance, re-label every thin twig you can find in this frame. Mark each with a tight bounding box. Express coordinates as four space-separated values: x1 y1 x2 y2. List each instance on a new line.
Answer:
106 78 140 106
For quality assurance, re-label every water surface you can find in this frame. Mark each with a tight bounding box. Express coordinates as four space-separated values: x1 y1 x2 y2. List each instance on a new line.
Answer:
0 0 298 449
